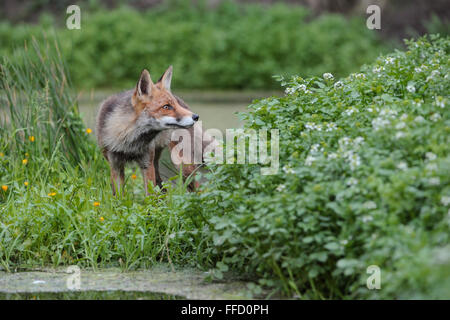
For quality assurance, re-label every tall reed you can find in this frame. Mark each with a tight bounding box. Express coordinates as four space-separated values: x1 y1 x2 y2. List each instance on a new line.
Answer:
0 36 92 164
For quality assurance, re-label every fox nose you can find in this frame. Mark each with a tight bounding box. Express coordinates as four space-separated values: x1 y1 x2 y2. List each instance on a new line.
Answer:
192 114 199 122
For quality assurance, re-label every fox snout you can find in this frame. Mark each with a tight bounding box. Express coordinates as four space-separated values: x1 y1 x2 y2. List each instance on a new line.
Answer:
160 113 199 128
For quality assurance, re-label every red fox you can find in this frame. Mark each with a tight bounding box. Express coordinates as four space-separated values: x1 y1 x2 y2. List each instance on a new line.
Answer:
96 66 200 195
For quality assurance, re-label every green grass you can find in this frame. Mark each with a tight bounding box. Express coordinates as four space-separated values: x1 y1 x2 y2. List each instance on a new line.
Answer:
0 38 206 273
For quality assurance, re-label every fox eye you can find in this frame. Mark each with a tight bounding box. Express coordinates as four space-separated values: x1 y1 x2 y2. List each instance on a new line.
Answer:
162 104 173 110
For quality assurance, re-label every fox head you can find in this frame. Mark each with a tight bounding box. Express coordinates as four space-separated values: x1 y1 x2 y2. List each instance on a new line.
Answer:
131 66 199 130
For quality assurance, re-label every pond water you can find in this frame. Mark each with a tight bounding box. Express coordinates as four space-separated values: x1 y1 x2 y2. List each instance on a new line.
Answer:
0 291 182 300
0 266 253 300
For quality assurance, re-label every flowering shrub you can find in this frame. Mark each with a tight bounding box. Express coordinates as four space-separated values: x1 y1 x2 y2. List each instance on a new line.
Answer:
182 35 450 298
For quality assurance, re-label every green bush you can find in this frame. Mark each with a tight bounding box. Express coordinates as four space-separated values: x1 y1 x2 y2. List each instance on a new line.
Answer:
0 1 387 89
182 35 450 298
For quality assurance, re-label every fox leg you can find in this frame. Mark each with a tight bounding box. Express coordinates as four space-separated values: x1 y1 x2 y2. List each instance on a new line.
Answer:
141 165 157 196
139 152 156 196
110 164 124 196
154 147 164 188
108 152 125 196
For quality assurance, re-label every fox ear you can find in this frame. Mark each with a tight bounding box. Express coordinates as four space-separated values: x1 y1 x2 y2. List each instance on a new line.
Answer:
159 65 173 91
136 69 153 96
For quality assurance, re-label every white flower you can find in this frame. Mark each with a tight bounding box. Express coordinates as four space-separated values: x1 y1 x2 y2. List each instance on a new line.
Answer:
414 116 425 123
334 81 344 89
323 73 334 80
276 184 286 192
328 152 338 159
426 70 440 82
406 84 415 93
325 122 337 132
362 215 373 223
400 113 408 121
397 162 408 170
395 122 406 130
385 57 395 64
285 87 295 95
379 108 397 117
344 107 358 116
372 117 390 131
354 136 365 146
363 201 377 210
429 177 440 186
285 84 307 95
441 196 450 206
435 96 446 108
283 165 295 174
395 132 405 139
339 137 351 147
351 73 366 80
311 144 322 153
426 152 437 161
412 100 423 107
372 66 385 73
426 163 438 171
305 155 316 166
305 122 318 131
305 122 313 129
346 178 358 186
348 153 361 171
430 113 441 122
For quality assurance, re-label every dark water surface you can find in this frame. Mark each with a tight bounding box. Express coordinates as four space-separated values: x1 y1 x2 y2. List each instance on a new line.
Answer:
0 290 182 300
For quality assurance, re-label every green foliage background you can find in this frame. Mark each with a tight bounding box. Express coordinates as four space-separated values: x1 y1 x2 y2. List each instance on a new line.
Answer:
0 1 387 89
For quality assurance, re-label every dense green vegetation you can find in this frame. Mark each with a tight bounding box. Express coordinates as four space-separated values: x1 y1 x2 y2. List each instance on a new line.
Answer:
1 35 449 299
183 35 450 299
0 1 387 90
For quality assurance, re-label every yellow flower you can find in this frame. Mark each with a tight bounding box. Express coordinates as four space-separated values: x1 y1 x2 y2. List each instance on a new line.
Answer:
131 174 137 180
24 181 29 186
0 152 4 157
25 153 29 157
22 159 28 165
86 128 92 134
29 136 35 142
1 185 8 192
48 192 57 197
99 216 105 222
93 201 100 207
